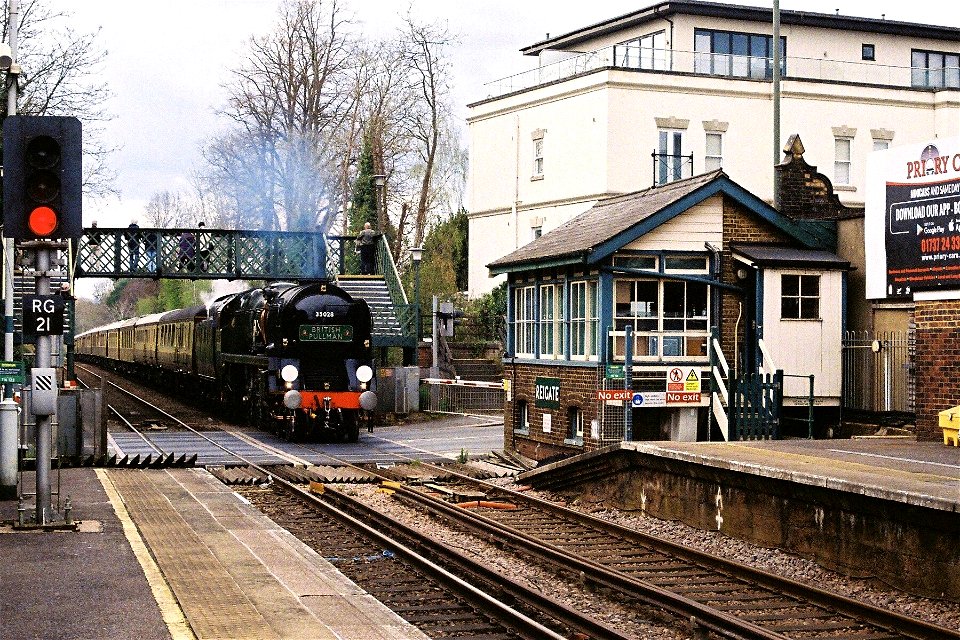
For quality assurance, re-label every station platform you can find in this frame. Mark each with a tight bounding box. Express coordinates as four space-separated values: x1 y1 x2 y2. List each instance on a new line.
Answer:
519 436 959 599
0 467 429 640
521 437 960 511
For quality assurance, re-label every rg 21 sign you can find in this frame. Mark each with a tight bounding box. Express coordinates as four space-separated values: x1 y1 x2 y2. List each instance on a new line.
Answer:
23 295 65 336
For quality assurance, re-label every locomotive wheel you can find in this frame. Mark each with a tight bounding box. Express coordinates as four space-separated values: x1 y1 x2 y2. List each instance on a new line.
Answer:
246 375 271 430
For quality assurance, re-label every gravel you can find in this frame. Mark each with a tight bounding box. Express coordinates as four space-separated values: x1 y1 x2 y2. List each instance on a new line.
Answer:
344 476 960 637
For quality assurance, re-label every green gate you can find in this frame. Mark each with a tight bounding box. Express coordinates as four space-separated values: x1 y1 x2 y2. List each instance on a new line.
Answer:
731 371 783 440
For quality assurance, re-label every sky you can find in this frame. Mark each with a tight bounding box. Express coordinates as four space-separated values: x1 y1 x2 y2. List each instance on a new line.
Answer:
70 0 955 231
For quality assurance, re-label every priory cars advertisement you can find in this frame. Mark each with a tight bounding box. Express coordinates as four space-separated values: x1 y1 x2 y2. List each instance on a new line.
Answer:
866 137 960 299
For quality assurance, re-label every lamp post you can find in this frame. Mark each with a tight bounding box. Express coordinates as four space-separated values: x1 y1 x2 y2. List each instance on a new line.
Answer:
411 246 424 348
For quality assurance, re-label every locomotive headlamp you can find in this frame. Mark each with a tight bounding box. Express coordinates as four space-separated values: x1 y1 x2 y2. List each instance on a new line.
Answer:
356 365 373 383
283 389 302 409
359 390 378 411
280 364 299 383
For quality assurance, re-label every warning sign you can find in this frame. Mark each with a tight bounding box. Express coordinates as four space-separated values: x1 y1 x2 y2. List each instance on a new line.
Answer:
666 391 702 404
666 367 700 393
596 389 633 401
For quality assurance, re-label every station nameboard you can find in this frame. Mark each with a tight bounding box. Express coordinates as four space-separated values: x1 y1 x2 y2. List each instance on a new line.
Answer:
866 137 960 299
534 377 560 409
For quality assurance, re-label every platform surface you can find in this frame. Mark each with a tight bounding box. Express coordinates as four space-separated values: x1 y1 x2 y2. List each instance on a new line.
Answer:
626 438 960 511
1 467 429 640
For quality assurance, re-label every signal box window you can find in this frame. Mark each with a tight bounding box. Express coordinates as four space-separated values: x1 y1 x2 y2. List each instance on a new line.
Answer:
515 400 529 433
781 274 820 320
567 406 584 441
513 285 536 357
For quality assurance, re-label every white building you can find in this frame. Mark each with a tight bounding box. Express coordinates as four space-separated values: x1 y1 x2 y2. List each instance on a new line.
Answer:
468 0 960 297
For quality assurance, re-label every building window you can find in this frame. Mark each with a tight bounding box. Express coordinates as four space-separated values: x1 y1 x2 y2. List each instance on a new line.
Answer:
613 270 709 359
538 284 566 359
532 226 543 240
656 129 686 185
533 137 544 176
781 274 820 320
617 30 667 70
570 280 599 359
513 285 536 356
911 49 960 88
705 132 723 171
834 137 852 185
862 44 875 61
873 139 890 152
515 400 529 433
694 28 785 79
567 406 584 440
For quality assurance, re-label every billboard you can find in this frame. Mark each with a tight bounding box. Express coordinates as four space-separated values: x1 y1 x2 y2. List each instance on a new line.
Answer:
866 137 960 299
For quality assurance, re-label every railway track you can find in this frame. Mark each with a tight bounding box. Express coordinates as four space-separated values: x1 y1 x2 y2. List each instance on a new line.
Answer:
75 366 956 639
382 470 959 640
76 367 630 638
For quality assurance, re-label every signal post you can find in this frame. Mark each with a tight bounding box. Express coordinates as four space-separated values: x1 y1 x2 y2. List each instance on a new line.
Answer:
1 114 81 524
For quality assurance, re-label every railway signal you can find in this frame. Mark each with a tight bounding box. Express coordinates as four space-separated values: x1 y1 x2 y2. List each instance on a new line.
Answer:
2 115 82 241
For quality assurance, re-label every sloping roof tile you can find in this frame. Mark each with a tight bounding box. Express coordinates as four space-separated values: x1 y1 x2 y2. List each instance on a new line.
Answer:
488 170 724 270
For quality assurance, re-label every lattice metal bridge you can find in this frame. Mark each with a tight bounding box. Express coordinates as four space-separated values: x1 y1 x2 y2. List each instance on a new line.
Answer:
71 227 417 350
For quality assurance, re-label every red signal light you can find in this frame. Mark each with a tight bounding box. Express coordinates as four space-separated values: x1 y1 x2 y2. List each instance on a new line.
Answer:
28 206 58 237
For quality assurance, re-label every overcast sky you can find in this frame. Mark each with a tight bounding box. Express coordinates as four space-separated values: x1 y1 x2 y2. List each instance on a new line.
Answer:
72 0 952 228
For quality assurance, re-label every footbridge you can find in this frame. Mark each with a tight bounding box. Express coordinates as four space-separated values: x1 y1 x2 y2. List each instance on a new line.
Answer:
72 227 417 351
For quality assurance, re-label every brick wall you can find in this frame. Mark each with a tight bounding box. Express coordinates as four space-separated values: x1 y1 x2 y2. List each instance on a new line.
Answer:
719 198 794 358
504 362 603 460
914 300 960 440
774 134 853 221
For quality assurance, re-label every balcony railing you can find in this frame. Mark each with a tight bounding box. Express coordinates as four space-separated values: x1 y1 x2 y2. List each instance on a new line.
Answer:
480 45 953 101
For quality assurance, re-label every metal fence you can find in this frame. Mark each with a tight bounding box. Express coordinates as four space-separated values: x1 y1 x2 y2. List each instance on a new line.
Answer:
842 330 913 413
420 378 505 415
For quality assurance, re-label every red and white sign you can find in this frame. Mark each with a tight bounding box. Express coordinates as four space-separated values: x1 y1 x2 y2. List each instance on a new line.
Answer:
596 389 633 401
666 391 701 404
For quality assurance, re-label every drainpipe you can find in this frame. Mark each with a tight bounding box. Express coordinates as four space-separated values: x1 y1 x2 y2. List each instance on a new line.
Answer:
513 114 520 250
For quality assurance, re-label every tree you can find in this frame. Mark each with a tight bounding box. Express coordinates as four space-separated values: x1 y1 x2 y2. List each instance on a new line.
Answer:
1 0 116 198
399 12 458 248
408 207 468 303
144 191 193 228
203 0 360 232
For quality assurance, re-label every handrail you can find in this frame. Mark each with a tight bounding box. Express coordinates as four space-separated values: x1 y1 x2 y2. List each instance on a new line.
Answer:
711 338 730 407
377 236 409 305
758 338 776 376
480 44 943 101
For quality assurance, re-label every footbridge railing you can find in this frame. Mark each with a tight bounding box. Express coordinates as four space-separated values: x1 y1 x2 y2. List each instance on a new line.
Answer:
74 228 329 281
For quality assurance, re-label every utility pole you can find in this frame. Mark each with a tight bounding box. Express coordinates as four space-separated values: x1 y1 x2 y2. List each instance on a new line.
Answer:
773 0 782 209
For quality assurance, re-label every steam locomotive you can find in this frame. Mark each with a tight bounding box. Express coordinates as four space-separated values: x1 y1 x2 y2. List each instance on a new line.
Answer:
76 281 377 441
